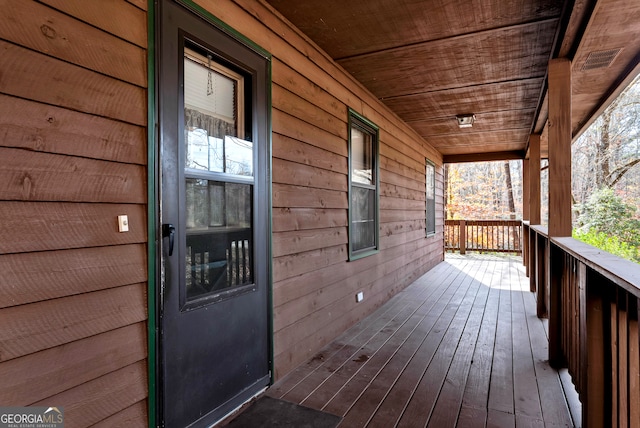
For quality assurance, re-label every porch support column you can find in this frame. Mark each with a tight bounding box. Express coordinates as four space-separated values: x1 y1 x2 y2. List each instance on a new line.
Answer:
523 159 530 274
547 58 572 369
528 135 541 293
523 159 530 222
529 135 541 225
548 58 572 237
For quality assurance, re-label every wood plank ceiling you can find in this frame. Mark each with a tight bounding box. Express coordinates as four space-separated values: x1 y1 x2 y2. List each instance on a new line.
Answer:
264 0 640 162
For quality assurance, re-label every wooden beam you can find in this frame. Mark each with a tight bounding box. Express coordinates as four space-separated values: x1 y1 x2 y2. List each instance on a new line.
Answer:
547 58 572 237
529 134 541 225
443 150 525 164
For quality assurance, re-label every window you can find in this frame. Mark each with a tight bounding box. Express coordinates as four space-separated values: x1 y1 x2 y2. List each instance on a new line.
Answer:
426 159 436 237
349 110 379 259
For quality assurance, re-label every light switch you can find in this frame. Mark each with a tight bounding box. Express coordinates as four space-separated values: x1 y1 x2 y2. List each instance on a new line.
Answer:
356 291 364 302
118 215 129 232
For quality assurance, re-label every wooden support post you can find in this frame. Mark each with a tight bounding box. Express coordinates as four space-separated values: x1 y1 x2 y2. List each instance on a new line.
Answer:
547 58 572 372
459 220 466 255
523 159 530 221
548 58 572 237
523 159 530 272
529 135 541 226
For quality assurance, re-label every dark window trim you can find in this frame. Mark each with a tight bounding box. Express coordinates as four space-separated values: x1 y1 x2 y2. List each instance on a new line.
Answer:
348 108 380 260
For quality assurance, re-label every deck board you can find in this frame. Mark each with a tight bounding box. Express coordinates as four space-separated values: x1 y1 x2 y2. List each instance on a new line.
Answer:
251 255 579 427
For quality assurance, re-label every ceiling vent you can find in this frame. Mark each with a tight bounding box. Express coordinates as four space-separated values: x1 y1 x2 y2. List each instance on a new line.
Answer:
581 48 623 71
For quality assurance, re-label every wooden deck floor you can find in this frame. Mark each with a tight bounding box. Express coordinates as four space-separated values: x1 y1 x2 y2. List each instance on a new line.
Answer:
264 254 580 427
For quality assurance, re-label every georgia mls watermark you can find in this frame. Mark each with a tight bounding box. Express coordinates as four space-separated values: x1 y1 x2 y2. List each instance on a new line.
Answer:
0 407 63 428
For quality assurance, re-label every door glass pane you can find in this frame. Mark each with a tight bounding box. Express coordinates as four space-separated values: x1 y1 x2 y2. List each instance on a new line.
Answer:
184 48 253 177
224 136 253 176
185 180 253 300
183 46 254 302
351 186 376 251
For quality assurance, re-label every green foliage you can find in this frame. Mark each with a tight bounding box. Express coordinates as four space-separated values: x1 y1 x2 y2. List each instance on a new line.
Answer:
573 229 640 263
575 187 640 263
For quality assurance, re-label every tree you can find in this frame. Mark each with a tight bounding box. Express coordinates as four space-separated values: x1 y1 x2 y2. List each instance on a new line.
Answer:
504 161 516 215
572 74 640 205
445 160 523 220
575 187 640 262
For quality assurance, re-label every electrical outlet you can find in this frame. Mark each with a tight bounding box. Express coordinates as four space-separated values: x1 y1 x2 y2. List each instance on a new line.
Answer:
356 292 364 302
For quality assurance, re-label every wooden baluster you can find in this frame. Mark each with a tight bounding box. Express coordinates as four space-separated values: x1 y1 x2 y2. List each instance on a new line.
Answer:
536 235 547 318
235 239 241 285
550 242 566 368
567 256 572 374
586 274 606 428
611 286 619 428
629 296 640 428
578 262 587 401
530 230 537 292
618 290 628 428
459 220 466 255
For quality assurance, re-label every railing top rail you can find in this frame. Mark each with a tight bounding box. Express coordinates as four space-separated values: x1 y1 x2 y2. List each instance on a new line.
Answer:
529 225 549 237
444 219 522 225
553 236 640 298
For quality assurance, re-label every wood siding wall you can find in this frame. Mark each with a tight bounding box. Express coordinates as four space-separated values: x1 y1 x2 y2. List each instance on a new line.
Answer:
0 1 149 426
1 0 444 426
192 0 445 378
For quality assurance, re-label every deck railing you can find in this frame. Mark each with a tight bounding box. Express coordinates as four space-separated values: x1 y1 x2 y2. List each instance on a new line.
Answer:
526 225 640 427
445 219 522 254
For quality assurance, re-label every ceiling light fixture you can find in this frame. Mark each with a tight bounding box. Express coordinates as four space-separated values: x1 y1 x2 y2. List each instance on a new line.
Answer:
456 114 475 128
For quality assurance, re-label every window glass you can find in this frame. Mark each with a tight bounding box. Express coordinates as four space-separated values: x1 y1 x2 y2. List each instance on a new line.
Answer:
351 187 376 251
351 127 373 185
426 160 436 236
349 111 379 259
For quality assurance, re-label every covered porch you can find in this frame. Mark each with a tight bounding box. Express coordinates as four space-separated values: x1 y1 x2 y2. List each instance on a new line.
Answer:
254 254 579 427
1 0 639 426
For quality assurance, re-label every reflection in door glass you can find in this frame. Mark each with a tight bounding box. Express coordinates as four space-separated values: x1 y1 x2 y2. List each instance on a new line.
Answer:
184 50 253 176
183 46 254 301
185 180 253 299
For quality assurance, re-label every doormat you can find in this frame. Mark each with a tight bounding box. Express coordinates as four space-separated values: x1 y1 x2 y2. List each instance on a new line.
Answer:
226 396 342 428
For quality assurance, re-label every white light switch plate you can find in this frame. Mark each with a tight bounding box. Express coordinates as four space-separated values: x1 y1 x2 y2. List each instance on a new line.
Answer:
118 215 129 232
356 291 364 302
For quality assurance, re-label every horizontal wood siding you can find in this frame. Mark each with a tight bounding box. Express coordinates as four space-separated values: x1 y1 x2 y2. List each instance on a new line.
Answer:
193 0 444 378
2 0 446 424
0 1 148 427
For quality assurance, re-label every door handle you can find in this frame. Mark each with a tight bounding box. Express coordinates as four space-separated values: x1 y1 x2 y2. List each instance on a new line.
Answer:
162 223 176 256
